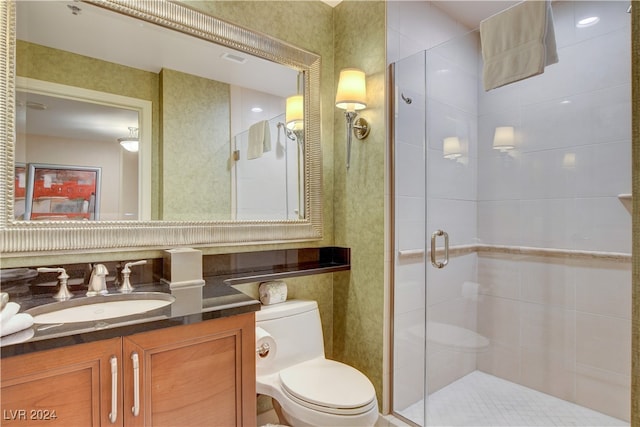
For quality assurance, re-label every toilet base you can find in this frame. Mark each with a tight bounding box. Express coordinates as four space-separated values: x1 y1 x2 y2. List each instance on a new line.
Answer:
258 372 379 427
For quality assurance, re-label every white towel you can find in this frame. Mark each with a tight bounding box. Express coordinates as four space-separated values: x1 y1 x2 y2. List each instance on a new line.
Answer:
246 120 272 160
0 326 34 346
480 0 558 91
0 302 20 324
1 312 34 337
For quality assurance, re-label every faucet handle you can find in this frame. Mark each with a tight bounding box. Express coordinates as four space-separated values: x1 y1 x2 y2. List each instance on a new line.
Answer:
37 267 72 301
123 260 147 272
119 260 147 293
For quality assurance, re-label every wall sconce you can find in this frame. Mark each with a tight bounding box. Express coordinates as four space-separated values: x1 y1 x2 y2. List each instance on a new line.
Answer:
443 136 462 161
335 68 371 169
492 126 515 152
118 127 139 152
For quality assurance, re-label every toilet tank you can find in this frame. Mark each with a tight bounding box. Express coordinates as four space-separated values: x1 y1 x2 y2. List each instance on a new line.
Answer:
255 300 325 375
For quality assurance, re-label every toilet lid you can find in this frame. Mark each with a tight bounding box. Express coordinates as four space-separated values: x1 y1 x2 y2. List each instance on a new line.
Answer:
279 358 376 415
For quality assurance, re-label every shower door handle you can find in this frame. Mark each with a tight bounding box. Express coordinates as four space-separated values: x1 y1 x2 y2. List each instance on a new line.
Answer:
430 229 449 269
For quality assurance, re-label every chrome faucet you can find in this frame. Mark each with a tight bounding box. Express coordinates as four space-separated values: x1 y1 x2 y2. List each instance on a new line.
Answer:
87 264 109 296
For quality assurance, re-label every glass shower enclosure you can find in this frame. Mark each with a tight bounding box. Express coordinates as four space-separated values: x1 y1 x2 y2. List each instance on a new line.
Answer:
391 2 632 425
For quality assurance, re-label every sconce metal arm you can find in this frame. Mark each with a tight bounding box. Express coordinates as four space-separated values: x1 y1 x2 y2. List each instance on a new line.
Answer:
344 111 357 170
344 112 370 170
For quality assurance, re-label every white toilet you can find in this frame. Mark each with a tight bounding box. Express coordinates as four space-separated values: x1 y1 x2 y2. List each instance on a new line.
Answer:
255 300 379 427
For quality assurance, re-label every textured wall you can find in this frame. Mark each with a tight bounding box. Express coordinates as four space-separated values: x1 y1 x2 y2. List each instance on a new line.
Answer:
159 68 231 220
332 0 387 407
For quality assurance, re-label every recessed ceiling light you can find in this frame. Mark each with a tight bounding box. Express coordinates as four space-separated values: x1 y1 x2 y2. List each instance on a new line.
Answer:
577 16 599 28
251 107 263 113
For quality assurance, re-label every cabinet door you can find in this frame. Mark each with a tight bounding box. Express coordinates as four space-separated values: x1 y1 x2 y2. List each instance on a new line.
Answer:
123 313 256 427
1 338 123 427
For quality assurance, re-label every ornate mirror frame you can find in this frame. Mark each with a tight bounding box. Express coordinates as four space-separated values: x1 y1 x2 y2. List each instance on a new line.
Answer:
0 0 323 254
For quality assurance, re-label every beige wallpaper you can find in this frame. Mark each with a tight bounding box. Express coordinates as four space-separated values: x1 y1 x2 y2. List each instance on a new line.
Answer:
159 68 231 221
332 0 387 406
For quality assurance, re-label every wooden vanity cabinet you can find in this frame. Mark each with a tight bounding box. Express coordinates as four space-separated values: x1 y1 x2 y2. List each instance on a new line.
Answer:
1 337 123 426
1 312 256 427
122 312 256 427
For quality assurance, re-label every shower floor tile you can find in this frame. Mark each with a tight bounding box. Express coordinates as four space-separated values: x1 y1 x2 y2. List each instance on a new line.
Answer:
399 371 628 427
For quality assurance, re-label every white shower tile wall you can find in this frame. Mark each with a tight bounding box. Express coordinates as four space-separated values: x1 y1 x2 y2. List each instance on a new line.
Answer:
476 2 631 420
477 2 632 252
389 0 632 423
476 254 632 420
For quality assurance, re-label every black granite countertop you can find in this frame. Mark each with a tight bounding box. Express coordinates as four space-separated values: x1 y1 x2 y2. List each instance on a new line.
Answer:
0 279 260 358
0 246 350 358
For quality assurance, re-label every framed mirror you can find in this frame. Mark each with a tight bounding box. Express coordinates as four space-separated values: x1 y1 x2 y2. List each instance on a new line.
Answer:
0 0 323 254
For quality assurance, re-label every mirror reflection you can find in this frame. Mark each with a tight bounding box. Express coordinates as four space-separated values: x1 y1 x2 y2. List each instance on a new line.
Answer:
15 0 305 222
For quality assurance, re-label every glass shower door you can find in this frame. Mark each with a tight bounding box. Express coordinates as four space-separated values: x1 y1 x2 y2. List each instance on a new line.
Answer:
392 49 427 426
392 30 484 426
420 29 483 427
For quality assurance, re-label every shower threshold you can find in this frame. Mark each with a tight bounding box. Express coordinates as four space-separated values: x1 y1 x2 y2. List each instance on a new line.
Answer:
398 371 628 426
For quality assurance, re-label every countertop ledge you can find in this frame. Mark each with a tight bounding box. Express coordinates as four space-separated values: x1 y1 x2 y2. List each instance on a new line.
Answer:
0 246 351 358
0 282 260 358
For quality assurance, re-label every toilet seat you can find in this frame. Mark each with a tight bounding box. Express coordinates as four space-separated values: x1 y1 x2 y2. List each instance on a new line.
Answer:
279 358 377 416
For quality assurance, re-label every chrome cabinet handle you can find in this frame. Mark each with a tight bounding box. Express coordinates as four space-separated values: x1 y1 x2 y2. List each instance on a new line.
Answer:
131 352 140 417
430 230 449 269
109 356 118 424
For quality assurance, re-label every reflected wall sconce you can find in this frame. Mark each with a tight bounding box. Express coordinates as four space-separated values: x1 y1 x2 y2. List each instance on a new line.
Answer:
562 152 576 169
285 94 304 144
335 68 371 169
118 127 139 152
285 94 304 131
492 126 514 152
443 136 462 161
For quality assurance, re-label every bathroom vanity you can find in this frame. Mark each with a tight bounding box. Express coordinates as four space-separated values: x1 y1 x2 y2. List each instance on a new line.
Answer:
2 313 255 427
0 274 260 427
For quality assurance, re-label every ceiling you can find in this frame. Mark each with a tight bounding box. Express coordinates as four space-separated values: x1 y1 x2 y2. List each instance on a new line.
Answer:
432 1 520 29
16 1 297 144
322 0 519 29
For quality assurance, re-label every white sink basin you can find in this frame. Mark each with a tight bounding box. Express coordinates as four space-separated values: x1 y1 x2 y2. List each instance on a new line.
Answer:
27 292 175 324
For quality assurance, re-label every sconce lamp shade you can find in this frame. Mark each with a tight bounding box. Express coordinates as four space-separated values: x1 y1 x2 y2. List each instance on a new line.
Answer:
493 126 515 152
443 137 462 159
286 95 304 131
335 68 367 112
